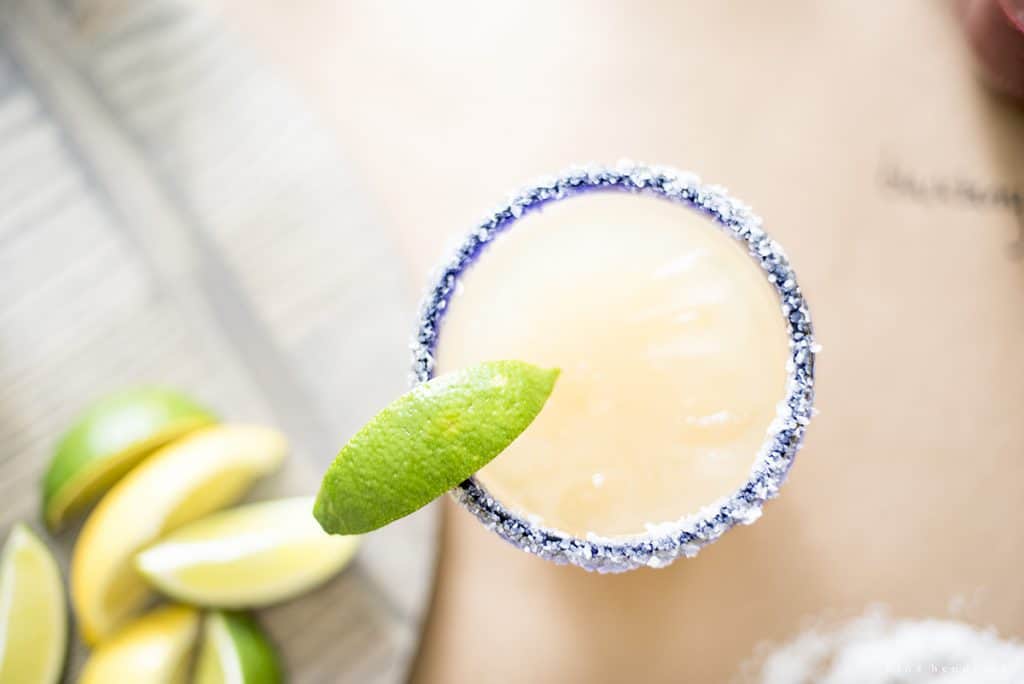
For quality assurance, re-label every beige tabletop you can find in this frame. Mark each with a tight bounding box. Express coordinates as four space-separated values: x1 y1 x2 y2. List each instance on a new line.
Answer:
216 1 1024 681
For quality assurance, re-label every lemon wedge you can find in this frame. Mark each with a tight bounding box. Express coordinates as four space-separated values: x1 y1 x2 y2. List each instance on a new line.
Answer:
42 388 216 531
194 612 282 684
71 425 286 644
0 524 67 684
137 497 359 608
79 605 199 684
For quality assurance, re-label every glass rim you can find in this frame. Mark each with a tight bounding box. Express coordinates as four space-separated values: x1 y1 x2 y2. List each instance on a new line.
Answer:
412 161 817 572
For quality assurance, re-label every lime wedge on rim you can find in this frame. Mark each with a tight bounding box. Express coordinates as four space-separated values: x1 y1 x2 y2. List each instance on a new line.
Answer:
0 524 67 684
79 605 199 684
42 387 216 531
72 424 286 644
136 496 360 608
314 360 559 535
194 612 282 684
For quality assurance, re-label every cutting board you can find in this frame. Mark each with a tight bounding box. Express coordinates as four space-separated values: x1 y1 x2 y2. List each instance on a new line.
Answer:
0 0 437 681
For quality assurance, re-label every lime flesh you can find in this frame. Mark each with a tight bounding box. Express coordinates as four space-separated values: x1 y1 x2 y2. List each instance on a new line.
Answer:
137 496 360 608
78 605 199 684
0 524 67 684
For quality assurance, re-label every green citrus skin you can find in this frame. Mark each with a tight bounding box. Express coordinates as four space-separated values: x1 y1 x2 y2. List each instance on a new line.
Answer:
42 388 216 531
226 614 282 684
195 612 282 684
314 361 559 535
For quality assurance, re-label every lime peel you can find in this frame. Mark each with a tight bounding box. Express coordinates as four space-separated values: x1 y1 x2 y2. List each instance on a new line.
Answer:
314 360 559 535
195 612 282 684
42 387 216 530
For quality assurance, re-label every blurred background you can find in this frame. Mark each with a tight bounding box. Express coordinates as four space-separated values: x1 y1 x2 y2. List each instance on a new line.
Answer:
1 0 1022 682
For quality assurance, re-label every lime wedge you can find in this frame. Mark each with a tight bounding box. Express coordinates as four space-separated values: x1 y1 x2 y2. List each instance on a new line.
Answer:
136 497 360 608
194 612 282 684
0 524 67 684
71 425 286 644
42 388 216 531
79 605 199 684
314 360 559 535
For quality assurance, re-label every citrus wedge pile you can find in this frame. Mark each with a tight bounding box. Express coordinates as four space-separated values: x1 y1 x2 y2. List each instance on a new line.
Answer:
43 388 216 531
72 424 287 644
14 385 360 681
13 361 557 680
77 606 286 684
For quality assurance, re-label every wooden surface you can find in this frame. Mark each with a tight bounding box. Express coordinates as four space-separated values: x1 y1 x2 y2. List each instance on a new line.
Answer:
211 2 1024 682
0 1 437 682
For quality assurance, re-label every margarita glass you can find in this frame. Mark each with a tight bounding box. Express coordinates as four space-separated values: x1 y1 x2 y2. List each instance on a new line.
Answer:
413 163 815 572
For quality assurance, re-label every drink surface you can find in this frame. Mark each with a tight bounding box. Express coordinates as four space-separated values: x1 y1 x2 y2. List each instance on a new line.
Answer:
434 192 789 538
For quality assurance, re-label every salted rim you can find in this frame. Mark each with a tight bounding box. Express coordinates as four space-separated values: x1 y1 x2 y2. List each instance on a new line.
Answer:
412 162 816 572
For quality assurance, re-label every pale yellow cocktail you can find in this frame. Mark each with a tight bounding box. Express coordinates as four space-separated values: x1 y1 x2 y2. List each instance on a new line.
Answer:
436 190 789 537
415 164 814 570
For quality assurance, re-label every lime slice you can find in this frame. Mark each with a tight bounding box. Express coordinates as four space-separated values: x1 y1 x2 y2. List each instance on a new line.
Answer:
137 496 360 608
79 605 199 684
0 524 67 684
71 425 286 644
194 612 282 684
314 360 559 535
42 388 216 531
